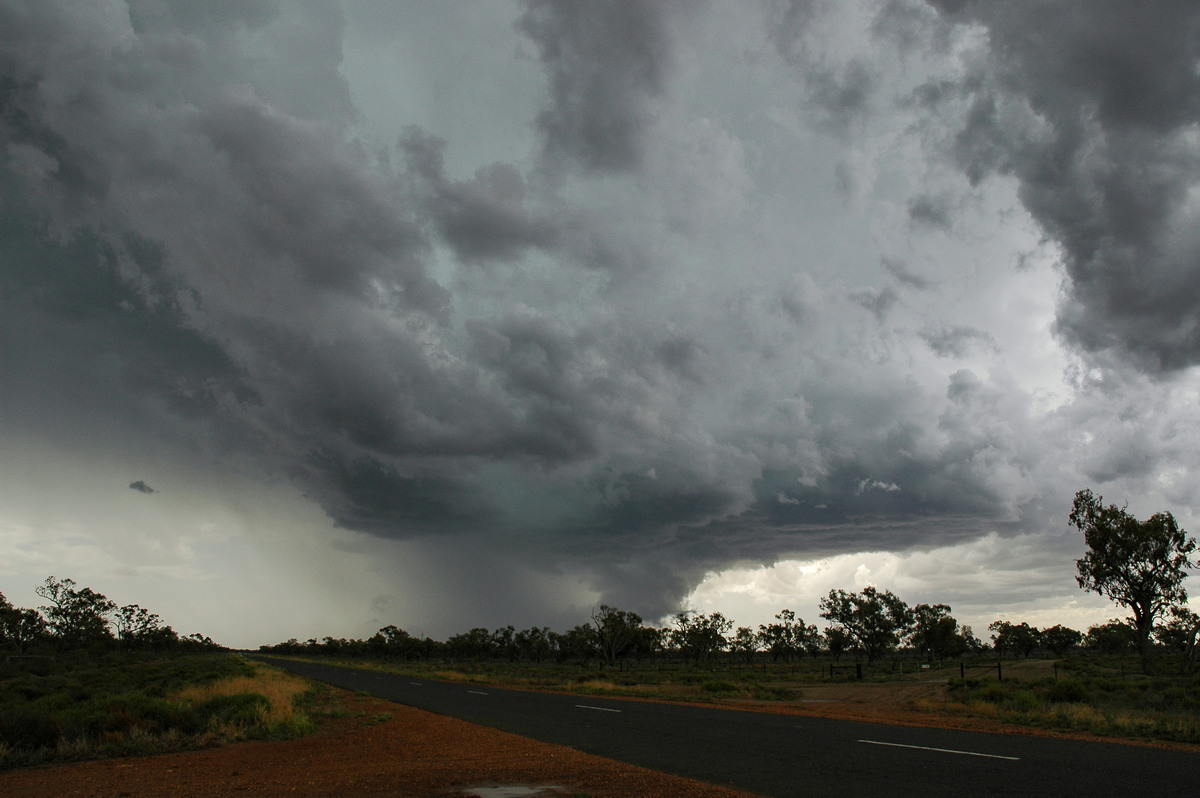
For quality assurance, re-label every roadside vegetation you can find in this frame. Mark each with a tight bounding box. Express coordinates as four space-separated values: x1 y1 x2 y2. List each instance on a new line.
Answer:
0 577 323 770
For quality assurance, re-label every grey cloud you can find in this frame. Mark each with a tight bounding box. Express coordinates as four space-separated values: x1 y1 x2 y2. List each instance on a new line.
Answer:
400 130 556 263
516 0 680 173
129 480 156 494
851 285 899 319
4 1 1150 639
906 193 953 230
929 0 1200 372
881 256 933 290
920 325 997 358
766 1 879 131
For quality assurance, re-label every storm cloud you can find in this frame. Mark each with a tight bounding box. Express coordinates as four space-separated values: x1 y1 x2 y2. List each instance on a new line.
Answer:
3 0 1200 643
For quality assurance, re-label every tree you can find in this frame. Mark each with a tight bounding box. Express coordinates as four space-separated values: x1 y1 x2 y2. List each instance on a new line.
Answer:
1040 624 1083 656
730 626 760 663
0 592 46 654
114 604 164 645
35 576 117 647
669 611 732 663
515 626 553 662
1085 619 1137 655
819 586 912 665
824 626 850 662
1070 489 1198 672
591 605 644 669
758 609 809 663
910 603 969 662
989 620 1041 658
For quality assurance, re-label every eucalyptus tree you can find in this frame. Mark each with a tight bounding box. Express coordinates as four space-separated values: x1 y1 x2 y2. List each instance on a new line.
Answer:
1070 489 1198 672
35 576 117 647
819 586 912 666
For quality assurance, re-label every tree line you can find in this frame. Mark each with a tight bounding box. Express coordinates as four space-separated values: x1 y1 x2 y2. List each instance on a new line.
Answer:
263 489 1200 675
256 588 1192 673
0 576 219 656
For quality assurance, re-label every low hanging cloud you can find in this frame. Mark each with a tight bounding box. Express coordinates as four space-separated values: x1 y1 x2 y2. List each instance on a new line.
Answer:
128 481 156 495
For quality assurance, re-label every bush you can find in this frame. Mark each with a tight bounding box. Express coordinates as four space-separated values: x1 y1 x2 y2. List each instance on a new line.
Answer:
700 680 739 695
1047 678 1088 703
197 693 269 728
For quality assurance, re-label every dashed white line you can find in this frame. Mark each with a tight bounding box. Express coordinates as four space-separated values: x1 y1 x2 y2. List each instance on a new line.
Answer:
575 704 622 713
468 690 489 695
409 682 423 686
858 739 1019 761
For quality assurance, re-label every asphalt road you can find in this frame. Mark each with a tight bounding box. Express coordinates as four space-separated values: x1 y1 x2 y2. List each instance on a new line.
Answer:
253 656 1197 797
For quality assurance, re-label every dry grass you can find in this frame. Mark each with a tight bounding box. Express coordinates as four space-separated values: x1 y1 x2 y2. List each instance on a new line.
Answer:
174 661 311 726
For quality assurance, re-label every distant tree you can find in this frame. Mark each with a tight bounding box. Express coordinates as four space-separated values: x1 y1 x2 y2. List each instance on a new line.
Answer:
369 625 417 658
1070 489 1198 673
515 626 554 662
0 592 46 654
553 624 598 663
730 626 760 663
824 626 850 662
1040 624 1083 656
1085 619 1138 655
989 620 1041 658
757 609 812 663
591 605 644 669
35 576 117 647
114 604 164 645
492 625 519 660
910 603 969 661
446 627 494 660
959 625 984 654
819 586 912 665
669 611 732 663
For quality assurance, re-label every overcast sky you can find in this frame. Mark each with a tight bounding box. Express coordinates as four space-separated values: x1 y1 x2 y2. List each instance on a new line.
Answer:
4 1 1200 648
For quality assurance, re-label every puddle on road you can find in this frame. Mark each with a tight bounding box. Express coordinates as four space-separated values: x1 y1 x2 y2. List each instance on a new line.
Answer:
458 787 567 797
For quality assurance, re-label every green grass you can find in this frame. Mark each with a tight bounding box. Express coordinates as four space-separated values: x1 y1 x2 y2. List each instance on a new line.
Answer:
0 652 319 770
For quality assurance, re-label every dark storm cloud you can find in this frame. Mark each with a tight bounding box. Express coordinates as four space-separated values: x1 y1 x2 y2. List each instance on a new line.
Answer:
399 129 556 263
516 0 680 173
928 0 1200 372
3 1 1128 635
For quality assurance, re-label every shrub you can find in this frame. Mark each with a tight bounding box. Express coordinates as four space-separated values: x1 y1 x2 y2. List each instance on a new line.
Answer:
700 680 739 694
1047 678 1088 703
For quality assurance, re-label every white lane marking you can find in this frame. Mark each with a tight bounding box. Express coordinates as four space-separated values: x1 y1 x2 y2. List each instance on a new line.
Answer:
575 704 622 713
468 690 489 695
858 739 1019 761
409 682 423 686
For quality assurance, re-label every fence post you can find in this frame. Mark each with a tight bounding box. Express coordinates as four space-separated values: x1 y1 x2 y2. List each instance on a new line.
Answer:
960 662 965 679
856 663 863 680
997 661 1003 682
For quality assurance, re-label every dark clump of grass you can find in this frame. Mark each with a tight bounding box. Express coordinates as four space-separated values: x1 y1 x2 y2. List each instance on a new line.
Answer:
700 679 740 695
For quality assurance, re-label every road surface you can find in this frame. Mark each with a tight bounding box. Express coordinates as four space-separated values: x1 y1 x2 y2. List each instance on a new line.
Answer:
253 656 1196 796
